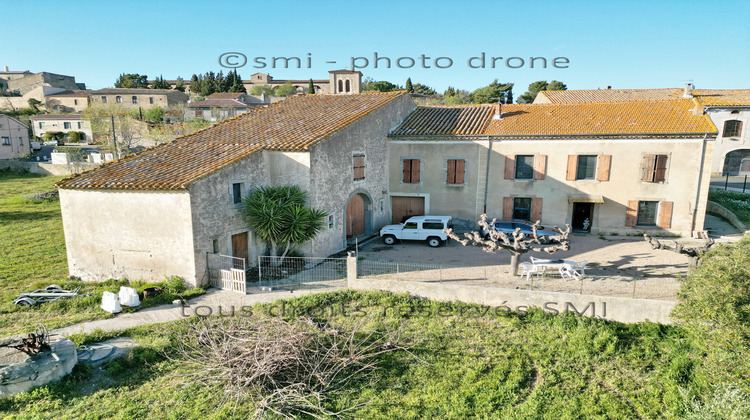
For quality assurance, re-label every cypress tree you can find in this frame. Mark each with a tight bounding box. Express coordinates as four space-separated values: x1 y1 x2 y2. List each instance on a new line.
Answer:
308 79 315 94
405 78 414 93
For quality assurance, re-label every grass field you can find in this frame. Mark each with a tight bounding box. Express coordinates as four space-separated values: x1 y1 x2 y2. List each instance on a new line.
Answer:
1 290 748 419
0 170 203 336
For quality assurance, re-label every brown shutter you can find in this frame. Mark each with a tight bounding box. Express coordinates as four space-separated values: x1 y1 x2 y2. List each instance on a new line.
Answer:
446 159 456 183
412 159 420 183
504 155 516 179
455 159 465 184
531 197 543 222
654 155 668 182
533 155 547 180
402 160 411 183
596 155 611 181
657 201 673 229
502 197 513 220
625 200 638 227
566 155 577 181
641 155 656 182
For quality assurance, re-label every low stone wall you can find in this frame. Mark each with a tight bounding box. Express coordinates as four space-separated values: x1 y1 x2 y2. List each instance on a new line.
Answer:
706 201 748 232
0 160 96 176
0 335 78 397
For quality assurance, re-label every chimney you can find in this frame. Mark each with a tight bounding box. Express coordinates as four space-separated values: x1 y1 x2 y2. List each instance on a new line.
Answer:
493 103 502 120
692 101 704 116
606 85 611 89
683 83 694 98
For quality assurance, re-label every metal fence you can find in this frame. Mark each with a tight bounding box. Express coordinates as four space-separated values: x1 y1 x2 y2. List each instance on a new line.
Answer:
714 174 750 193
206 253 246 293
254 256 347 293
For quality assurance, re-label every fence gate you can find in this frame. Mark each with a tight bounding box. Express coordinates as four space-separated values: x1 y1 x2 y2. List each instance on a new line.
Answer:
207 253 246 293
255 256 347 293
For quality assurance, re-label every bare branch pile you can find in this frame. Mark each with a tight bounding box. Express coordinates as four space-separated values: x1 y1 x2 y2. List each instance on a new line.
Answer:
643 234 715 266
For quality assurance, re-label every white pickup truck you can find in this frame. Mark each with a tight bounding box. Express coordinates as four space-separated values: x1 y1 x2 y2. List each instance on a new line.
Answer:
379 215 452 247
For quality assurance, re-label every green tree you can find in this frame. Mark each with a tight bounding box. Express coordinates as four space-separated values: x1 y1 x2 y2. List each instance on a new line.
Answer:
272 82 298 97
251 85 274 96
174 77 186 92
444 87 471 104
362 80 399 92
228 70 246 93
517 80 567 103
68 131 80 142
143 107 165 123
308 79 315 94
27 98 42 112
469 80 514 103
242 186 327 261
151 75 171 90
115 73 149 89
405 78 414 93
412 83 437 95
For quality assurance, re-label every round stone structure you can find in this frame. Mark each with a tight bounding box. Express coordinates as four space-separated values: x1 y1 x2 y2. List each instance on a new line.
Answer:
0 334 78 397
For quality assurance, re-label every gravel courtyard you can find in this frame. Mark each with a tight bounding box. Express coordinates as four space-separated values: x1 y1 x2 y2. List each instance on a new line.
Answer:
355 233 727 301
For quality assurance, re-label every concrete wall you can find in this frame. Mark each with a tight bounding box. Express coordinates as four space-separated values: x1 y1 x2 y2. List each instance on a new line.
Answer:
708 108 749 175
389 136 714 235
349 276 677 324
308 94 416 257
707 201 748 232
59 189 197 283
0 115 30 159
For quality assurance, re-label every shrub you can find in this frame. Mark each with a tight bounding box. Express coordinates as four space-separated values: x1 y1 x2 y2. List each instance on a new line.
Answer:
42 132 53 141
68 131 80 142
163 275 186 294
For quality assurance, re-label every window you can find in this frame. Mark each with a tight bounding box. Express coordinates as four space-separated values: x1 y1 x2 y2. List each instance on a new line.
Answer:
1 137 9 145
446 159 466 184
512 198 532 221
637 201 658 226
403 222 418 229
641 154 668 183
63 122 71 129
132 96 138 104
18 137 23 146
74 99 78 105
101 96 107 103
211 109 219 119
402 159 420 183
723 120 742 138
423 221 445 230
338 80 343 93
515 155 534 179
576 155 597 180
345 80 351 92
115 96 122 103
353 154 365 181
149 97 154 104
38 122 44 129
232 183 242 204
328 215 334 229
77 122 83 129
194 109 204 118
0 124 4 129
212 239 219 254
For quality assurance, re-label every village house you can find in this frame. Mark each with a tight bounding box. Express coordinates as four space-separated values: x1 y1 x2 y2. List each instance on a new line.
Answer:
89 88 189 110
185 92 269 122
388 99 717 236
0 68 86 112
44 90 91 112
29 114 93 143
0 115 30 159
534 86 750 176
56 91 414 286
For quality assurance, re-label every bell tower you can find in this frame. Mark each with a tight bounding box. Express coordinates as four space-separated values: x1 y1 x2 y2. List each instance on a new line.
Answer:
328 70 362 94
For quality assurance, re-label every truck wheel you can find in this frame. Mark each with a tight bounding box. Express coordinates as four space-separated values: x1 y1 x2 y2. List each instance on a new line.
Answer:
427 237 442 247
383 235 397 245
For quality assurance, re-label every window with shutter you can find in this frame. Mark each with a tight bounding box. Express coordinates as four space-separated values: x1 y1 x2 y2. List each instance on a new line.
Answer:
576 155 597 180
533 155 547 180
636 201 658 226
625 201 638 227
504 155 516 179
502 197 514 220
596 155 611 181
515 155 534 179
446 159 465 184
353 154 365 181
657 201 673 229
531 197 543 221
566 155 577 181
641 154 668 183
402 159 420 183
512 198 532 221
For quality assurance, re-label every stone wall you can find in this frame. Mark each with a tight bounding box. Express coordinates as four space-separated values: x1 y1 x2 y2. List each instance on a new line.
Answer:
0 336 77 397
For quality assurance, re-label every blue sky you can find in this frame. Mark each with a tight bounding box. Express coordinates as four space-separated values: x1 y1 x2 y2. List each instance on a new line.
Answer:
5 0 749 94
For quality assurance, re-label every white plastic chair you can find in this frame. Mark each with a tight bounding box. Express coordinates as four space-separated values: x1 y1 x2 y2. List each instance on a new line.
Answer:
519 262 539 281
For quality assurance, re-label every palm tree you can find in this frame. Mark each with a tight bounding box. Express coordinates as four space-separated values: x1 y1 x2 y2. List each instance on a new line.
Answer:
242 186 327 263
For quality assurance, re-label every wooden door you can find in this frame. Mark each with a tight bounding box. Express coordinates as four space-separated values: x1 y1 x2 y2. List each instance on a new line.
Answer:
231 232 248 264
391 196 425 224
346 194 365 237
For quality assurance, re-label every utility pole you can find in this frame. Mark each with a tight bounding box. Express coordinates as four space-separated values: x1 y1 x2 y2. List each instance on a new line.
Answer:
111 116 119 159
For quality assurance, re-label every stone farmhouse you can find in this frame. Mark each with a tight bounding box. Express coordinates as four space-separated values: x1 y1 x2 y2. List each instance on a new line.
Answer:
0 115 30 159
29 114 93 143
57 92 414 286
56 91 717 287
389 100 716 235
185 92 270 122
535 86 750 176
89 88 189 110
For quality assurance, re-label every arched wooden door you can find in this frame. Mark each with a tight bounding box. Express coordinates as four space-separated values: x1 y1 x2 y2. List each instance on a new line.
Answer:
346 194 365 237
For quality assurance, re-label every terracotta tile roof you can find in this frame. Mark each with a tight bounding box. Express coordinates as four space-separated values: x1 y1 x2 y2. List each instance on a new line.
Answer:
30 113 83 120
92 88 179 95
538 88 750 107
207 92 245 99
391 100 716 138
45 90 92 98
57 91 405 190
390 105 494 136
